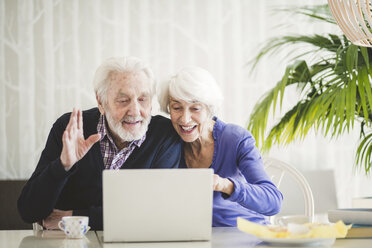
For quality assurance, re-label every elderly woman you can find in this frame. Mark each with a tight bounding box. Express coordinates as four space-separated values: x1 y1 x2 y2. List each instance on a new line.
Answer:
158 66 283 227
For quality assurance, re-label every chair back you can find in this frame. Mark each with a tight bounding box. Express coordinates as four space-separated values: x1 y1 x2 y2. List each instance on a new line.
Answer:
0 180 32 230
263 157 315 224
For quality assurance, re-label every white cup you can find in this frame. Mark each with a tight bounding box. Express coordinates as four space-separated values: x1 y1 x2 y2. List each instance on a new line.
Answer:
276 215 310 226
58 216 90 239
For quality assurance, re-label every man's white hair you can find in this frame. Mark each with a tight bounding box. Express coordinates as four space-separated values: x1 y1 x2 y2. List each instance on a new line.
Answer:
93 56 155 104
159 66 223 117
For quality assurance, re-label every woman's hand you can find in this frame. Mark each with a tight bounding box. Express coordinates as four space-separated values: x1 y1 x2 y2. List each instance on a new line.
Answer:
213 174 234 195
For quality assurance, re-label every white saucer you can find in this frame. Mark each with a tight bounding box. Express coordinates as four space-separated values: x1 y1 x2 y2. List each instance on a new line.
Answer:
259 237 335 247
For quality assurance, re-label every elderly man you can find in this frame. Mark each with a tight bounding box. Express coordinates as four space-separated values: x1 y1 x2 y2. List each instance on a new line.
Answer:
18 57 181 230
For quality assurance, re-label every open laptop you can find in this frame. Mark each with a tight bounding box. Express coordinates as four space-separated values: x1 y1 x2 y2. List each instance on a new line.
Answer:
102 168 213 242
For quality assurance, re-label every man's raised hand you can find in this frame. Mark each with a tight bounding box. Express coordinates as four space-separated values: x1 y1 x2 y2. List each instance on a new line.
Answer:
60 108 101 170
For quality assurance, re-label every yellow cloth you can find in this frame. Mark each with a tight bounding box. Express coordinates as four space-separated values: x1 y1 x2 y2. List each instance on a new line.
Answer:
237 217 350 239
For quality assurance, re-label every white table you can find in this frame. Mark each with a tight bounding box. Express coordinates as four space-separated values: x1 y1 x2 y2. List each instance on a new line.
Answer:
96 227 372 248
0 230 101 248
1 228 371 248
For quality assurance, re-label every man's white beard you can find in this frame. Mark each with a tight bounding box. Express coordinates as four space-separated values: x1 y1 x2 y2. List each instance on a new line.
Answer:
105 109 151 142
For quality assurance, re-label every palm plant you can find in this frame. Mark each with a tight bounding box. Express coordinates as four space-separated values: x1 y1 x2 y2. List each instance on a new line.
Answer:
248 5 372 174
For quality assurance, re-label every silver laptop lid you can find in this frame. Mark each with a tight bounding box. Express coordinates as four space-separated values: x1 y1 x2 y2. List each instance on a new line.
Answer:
103 168 213 242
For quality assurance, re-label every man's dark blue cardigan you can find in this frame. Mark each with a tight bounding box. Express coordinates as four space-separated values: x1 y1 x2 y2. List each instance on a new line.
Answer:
18 108 181 230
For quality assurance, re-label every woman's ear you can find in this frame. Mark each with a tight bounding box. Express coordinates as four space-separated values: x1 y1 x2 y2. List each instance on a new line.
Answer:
206 105 214 119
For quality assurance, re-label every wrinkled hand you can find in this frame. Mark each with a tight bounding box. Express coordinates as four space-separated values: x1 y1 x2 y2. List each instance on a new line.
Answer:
60 108 101 170
213 174 234 195
42 209 73 230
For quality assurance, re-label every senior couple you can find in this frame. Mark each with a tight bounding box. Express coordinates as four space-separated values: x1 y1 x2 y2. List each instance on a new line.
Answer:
18 56 283 230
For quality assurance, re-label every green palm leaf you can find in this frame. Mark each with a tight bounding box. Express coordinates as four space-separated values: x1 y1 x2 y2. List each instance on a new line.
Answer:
248 5 372 173
355 132 372 174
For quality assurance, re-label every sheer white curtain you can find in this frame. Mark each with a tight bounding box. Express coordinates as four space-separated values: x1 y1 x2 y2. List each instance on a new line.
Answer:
1 0 370 207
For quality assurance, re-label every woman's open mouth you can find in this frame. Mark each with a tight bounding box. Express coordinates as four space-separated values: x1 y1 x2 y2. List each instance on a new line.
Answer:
180 125 196 134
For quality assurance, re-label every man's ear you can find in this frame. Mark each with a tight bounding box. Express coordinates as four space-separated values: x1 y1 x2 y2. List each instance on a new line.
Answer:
96 93 105 115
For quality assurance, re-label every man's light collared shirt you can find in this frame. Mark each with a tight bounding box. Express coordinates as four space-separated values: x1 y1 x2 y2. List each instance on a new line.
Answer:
97 114 146 170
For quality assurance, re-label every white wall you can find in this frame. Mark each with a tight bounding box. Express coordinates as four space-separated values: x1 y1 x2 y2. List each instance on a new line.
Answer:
1 0 371 208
